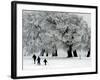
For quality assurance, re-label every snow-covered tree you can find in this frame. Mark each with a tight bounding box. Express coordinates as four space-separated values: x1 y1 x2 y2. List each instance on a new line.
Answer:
22 10 91 57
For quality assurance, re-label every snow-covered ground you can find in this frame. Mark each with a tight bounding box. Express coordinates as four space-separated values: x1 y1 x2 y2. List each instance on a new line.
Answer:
23 56 92 70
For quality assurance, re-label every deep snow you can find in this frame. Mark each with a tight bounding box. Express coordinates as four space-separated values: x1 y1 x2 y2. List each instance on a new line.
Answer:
23 56 92 70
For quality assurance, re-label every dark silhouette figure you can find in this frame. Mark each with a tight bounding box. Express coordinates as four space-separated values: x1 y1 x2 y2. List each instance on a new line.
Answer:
32 54 36 64
37 56 41 65
73 50 78 57
44 59 47 65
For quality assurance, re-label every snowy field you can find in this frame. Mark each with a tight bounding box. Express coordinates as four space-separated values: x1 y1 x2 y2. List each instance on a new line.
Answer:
23 56 92 70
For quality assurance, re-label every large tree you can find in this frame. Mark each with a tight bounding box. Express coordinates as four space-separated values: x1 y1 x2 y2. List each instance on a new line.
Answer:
22 11 91 57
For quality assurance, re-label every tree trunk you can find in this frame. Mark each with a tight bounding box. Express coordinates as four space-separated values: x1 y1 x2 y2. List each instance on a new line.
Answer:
87 49 90 57
55 49 58 56
52 49 58 56
67 45 73 57
46 52 48 56
73 50 78 57
40 49 45 56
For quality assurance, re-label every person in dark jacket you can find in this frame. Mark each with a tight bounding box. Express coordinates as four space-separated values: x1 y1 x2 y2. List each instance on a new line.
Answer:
37 56 41 65
32 54 36 64
43 59 47 65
